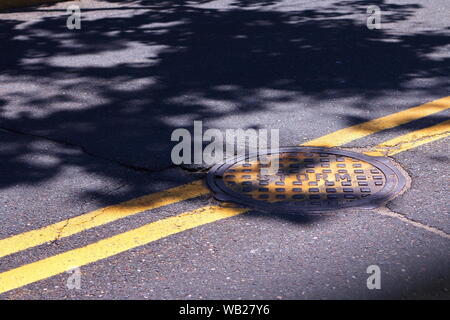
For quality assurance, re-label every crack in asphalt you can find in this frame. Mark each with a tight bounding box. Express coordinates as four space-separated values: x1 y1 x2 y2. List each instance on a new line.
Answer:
375 206 450 239
365 153 450 239
49 205 120 244
0 126 176 173
50 219 70 245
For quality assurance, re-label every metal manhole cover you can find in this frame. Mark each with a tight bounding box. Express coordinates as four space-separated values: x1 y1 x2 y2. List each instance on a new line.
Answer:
207 147 406 213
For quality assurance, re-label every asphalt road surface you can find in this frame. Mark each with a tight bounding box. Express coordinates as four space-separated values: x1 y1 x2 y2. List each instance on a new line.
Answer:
0 0 449 299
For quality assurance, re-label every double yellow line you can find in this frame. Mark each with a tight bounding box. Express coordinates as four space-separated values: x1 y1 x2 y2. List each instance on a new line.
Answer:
0 97 449 294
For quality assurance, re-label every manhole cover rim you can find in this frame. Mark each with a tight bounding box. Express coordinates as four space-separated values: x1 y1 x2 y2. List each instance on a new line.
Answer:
206 146 406 213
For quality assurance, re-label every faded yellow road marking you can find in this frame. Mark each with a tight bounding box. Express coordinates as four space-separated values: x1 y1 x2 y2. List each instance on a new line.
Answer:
1 118 450 295
0 206 245 295
304 96 450 147
365 119 450 156
0 180 209 259
0 96 449 260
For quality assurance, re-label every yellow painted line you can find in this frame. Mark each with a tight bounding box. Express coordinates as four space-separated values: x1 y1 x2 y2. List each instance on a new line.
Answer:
0 180 209 259
303 96 450 147
1 120 449 295
365 119 450 156
0 97 449 259
0 206 246 295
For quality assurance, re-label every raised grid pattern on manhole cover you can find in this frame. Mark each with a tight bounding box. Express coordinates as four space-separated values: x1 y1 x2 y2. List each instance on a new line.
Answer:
207 147 406 213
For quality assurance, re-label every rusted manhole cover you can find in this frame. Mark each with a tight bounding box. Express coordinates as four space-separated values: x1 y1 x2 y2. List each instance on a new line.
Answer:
206 147 406 213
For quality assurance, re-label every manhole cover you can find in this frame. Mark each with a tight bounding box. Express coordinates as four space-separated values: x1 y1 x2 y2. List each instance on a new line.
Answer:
207 147 406 213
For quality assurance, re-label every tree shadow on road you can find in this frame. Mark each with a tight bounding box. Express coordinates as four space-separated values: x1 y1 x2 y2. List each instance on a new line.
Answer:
1 0 450 300
0 0 449 208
